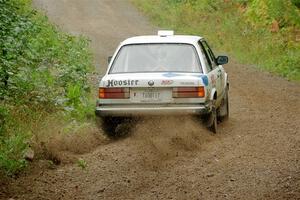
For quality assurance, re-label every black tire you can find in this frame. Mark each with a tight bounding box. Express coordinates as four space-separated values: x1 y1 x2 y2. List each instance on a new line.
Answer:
208 106 218 134
217 87 229 122
97 116 132 138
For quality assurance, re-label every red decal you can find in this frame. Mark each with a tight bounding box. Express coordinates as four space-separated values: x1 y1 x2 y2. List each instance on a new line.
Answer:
161 80 174 85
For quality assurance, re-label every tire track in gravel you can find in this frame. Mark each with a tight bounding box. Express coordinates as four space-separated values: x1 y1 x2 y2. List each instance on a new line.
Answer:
1 0 299 200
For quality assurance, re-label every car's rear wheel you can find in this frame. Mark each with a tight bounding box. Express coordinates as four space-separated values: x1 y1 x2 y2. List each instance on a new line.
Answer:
97 116 133 138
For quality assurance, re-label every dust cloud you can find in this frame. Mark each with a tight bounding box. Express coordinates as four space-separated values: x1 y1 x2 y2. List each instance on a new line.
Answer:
131 116 213 161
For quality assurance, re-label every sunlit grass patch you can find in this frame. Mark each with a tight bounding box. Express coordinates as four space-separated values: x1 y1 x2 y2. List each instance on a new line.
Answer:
131 0 300 81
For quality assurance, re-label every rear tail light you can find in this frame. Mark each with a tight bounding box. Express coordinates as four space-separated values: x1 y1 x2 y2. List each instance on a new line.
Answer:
173 87 205 98
99 88 129 99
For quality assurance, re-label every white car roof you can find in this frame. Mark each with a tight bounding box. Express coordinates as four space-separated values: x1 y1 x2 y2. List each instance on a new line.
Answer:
121 35 203 46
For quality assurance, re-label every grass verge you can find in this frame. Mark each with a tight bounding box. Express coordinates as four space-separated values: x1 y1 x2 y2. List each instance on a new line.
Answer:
131 0 300 81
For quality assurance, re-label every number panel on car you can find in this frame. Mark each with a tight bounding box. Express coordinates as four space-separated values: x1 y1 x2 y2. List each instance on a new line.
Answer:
130 88 172 103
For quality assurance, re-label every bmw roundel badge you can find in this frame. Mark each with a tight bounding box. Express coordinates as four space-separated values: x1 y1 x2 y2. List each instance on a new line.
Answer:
148 80 154 86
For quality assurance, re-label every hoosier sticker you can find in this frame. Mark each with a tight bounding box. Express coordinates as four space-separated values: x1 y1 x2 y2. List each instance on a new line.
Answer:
106 79 139 87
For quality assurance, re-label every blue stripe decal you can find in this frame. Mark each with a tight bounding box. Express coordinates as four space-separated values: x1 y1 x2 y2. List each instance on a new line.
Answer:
162 72 183 77
162 73 209 86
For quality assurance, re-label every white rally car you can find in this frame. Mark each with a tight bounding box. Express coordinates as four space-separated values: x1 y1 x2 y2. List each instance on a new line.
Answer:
96 31 229 136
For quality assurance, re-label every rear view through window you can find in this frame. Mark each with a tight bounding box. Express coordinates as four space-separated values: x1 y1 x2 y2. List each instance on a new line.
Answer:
110 44 202 73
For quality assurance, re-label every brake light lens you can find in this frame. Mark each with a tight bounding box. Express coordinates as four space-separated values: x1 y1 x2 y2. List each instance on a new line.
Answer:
173 87 205 98
99 88 130 99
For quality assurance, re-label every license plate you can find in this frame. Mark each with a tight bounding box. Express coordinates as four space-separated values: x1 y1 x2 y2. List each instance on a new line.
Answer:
131 88 171 103
142 91 160 100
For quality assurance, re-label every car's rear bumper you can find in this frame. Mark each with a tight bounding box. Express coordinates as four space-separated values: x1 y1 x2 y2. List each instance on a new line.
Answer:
95 104 211 117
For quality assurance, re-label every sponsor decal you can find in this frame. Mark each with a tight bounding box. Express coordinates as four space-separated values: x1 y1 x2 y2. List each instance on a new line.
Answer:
162 72 181 78
161 80 174 85
106 79 139 87
201 75 209 86
180 82 195 85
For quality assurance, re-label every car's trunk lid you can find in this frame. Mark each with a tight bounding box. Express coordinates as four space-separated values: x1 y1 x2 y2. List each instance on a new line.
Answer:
100 72 206 88
100 72 207 104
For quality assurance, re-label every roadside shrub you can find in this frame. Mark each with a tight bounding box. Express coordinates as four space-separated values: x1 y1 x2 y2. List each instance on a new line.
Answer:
0 0 93 175
0 133 28 176
246 0 300 28
291 0 300 8
0 106 9 136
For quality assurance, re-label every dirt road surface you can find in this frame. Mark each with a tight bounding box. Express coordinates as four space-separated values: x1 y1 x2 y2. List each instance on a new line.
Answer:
1 0 300 199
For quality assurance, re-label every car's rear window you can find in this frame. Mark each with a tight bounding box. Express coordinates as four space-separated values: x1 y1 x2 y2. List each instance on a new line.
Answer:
109 43 202 73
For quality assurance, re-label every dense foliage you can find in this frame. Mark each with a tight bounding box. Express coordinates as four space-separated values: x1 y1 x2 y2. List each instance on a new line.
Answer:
0 0 92 175
246 0 300 27
132 0 300 80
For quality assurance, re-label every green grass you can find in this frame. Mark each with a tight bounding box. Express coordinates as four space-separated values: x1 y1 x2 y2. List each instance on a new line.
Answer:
0 0 94 176
131 0 300 81
77 158 87 170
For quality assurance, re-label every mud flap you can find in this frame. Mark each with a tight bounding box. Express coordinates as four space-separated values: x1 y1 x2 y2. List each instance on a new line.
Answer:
217 88 229 121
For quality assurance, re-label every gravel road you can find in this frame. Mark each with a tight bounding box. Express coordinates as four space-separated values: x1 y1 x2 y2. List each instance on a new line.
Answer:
1 0 299 199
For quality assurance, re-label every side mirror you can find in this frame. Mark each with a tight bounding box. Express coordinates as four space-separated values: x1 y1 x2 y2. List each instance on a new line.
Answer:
216 56 228 65
108 56 112 64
